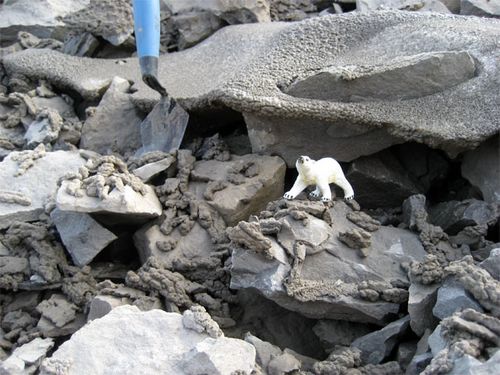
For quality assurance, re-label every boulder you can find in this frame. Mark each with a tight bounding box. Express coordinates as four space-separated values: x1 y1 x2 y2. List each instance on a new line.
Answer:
408 283 440 336
428 199 498 235
40 305 256 375
51 209 118 267
461 136 500 205
352 315 411 364
346 150 422 208
432 278 484 320
230 200 426 325
80 77 143 156
0 0 89 44
0 148 86 229
4 12 499 163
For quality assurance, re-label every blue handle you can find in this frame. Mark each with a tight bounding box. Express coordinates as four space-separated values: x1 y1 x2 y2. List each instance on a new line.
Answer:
133 0 160 58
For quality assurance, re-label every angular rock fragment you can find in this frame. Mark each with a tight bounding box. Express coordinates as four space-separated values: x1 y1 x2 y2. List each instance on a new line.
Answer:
56 155 162 222
408 282 440 336
480 248 500 280
230 200 425 324
433 278 484 320
0 148 86 229
461 136 500 205
51 209 117 267
62 32 100 57
80 77 143 156
40 305 255 375
460 0 500 17
0 337 54 374
352 315 410 365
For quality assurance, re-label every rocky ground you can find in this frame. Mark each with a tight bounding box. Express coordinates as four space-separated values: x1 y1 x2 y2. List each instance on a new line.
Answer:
0 0 499 374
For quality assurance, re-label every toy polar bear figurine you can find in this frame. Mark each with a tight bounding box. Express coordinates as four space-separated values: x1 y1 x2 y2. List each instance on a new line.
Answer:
284 156 354 202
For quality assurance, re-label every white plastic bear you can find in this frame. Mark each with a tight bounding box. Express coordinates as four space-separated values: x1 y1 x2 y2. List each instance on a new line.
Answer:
283 156 354 202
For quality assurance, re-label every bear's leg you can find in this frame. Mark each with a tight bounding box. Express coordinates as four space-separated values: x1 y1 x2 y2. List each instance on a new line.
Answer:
284 177 308 200
309 186 321 198
336 176 354 200
318 179 332 202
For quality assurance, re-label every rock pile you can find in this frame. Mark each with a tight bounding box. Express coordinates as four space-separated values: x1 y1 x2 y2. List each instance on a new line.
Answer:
0 1 498 374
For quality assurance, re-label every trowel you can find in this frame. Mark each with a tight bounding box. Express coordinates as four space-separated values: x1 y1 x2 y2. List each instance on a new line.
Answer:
132 0 189 154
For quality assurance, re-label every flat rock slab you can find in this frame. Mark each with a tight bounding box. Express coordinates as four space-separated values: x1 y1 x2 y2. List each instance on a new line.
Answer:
0 150 86 229
51 209 118 267
4 11 500 163
40 305 255 375
56 181 162 221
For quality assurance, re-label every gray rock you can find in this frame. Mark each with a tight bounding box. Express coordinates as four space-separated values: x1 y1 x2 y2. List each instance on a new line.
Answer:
191 154 286 226
346 150 422 208
460 0 500 17
56 180 162 221
61 0 134 46
429 199 498 235
352 315 411 364
267 352 301 375
356 0 452 12
24 116 60 147
406 352 433 375
36 313 87 338
134 221 218 266
480 248 500 280
62 32 100 57
80 77 143 156
0 256 29 274
51 209 118 267
36 294 78 328
40 305 256 375
402 194 427 230
313 319 373 349
132 157 176 182
0 338 54 374
396 340 418 371
0 0 89 45
31 96 76 118
0 149 86 229
462 136 500 205
428 325 446 356
288 51 471 102
173 11 225 50
244 332 282 371
180 337 256 375
408 283 439 336
230 201 426 324
433 278 484 320
4 12 500 163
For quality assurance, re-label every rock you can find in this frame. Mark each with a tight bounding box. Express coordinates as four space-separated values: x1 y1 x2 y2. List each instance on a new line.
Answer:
480 248 500 280
402 194 428 230
0 0 89 45
2 338 54 369
460 0 500 17
244 332 282 371
134 221 218 266
36 294 78 328
288 50 472 102
461 136 500 205
173 11 225 50
0 148 86 229
355 0 453 13
267 352 301 375
50 209 118 267
24 110 63 147
406 352 433 375
191 154 286 226
428 199 498 235
313 319 373 349
37 313 87 338
346 150 422 208
408 283 439 336
61 0 134 46
40 305 256 375
62 32 100 57
180 337 256 375
80 77 143 156
428 324 446 356
352 315 411 364
433 278 484 320
4 12 499 162
230 200 425 325
132 157 176 182
396 341 418 371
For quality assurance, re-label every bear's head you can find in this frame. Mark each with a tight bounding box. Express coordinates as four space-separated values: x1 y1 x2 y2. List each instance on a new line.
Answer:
296 155 314 171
